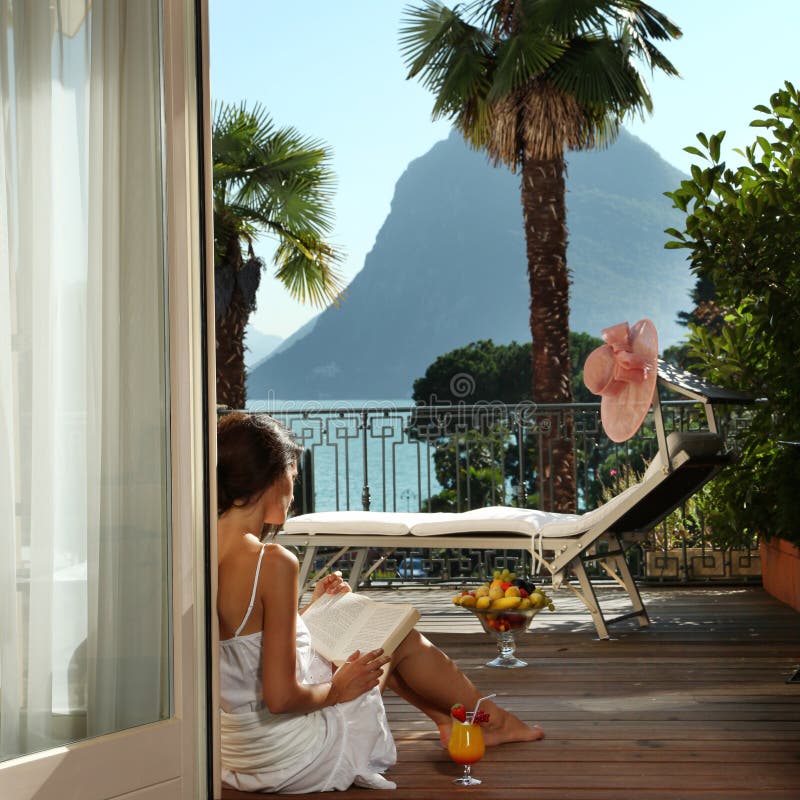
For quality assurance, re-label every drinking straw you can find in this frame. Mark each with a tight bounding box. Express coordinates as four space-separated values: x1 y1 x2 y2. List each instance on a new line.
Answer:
471 693 496 719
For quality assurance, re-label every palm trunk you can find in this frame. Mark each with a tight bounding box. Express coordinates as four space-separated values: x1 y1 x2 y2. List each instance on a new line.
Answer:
521 154 576 512
215 285 248 410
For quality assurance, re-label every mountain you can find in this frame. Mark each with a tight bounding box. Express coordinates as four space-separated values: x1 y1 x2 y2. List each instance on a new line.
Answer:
248 129 692 400
245 317 317 376
267 316 318 358
244 326 282 370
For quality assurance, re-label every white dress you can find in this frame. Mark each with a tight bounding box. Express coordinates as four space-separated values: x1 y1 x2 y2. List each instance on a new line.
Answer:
219 548 396 793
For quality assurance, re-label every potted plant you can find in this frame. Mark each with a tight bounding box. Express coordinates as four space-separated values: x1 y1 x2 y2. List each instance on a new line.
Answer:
664 83 800 610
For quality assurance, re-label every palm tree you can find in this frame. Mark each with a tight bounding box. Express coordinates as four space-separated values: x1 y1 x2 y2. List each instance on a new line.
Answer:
213 102 344 408
400 0 680 511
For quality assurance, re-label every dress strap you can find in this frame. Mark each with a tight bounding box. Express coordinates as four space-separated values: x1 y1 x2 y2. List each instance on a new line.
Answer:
233 545 267 637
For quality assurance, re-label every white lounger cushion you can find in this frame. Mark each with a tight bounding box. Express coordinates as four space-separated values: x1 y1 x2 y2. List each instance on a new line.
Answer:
282 507 543 536
282 489 638 541
283 511 437 536
409 505 561 536
282 432 723 542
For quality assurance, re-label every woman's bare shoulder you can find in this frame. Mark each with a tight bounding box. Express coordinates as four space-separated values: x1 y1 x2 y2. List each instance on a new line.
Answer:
262 541 298 566
258 544 299 609
259 543 298 590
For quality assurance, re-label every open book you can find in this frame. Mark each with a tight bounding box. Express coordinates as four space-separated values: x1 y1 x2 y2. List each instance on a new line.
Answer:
301 592 421 666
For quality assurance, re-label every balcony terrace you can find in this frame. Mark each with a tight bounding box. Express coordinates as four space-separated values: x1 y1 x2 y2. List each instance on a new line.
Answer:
222 583 800 800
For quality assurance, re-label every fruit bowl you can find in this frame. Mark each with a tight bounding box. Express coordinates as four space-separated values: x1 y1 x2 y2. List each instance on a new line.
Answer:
460 605 542 668
452 570 555 668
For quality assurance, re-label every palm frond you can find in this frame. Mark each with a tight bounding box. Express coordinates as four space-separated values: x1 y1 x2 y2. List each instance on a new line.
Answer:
272 238 345 308
251 177 337 240
462 0 500 30
589 114 621 148
548 37 645 110
400 1 492 121
212 102 275 175
623 1 682 42
431 42 493 119
515 0 612 39
489 25 565 100
212 100 343 309
608 4 679 80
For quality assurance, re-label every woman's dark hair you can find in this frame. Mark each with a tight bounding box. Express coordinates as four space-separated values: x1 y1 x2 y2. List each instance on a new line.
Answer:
217 412 303 516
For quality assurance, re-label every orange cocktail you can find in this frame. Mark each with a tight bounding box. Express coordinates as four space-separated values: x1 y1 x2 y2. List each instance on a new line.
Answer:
448 714 485 785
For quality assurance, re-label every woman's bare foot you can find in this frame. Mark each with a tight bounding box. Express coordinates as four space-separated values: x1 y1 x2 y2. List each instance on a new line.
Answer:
480 703 545 746
436 703 543 747
436 719 452 748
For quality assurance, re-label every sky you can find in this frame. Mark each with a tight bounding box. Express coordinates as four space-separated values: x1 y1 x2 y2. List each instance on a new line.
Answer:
209 0 799 340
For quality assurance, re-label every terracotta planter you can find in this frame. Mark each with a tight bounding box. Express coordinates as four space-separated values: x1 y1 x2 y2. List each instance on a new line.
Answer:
760 537 800 613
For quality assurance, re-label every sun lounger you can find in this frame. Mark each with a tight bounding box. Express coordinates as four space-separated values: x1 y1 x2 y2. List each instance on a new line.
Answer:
278 363 752 638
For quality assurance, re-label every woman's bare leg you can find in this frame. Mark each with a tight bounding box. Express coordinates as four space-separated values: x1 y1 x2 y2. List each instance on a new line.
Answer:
385 629 544 747
384 671 451 745
385 671 450 736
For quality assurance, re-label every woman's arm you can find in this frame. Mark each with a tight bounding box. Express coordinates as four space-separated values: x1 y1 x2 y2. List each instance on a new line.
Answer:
298 569 350 615
260 545 389 714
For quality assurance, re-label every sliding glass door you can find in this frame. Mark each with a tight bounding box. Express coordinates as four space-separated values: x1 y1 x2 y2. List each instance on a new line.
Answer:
0 1 211 797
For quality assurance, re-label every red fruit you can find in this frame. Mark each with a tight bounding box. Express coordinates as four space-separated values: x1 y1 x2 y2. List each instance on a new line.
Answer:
473 710 491 725
461 590 470 596
519 588 529 598
450 703 467 722
501 581 511 591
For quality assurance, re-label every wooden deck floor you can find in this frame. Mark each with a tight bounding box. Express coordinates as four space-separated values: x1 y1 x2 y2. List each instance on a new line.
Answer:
221 585 800 799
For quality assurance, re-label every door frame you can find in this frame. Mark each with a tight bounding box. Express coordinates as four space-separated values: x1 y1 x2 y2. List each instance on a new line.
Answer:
0 1 214 797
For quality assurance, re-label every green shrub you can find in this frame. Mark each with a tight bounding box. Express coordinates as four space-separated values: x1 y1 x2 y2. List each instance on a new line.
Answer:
665 81 800 547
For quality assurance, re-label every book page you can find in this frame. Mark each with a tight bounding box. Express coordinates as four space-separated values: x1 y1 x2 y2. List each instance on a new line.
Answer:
302 592 419 665
302 593 371 662
362 603 419 659
346 603 403 654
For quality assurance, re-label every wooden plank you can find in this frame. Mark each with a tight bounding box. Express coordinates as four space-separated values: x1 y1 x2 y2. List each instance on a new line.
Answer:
220 585 800 800
223 789 800 800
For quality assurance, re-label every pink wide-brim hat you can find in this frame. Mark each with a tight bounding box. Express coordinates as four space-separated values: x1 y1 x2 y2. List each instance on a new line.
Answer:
583 320 659 443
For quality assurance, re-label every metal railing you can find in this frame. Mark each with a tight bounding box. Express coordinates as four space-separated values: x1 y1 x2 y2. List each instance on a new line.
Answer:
226 399 759 584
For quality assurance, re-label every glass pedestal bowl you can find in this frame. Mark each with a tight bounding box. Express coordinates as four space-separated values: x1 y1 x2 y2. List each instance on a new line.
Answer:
461 605 542 668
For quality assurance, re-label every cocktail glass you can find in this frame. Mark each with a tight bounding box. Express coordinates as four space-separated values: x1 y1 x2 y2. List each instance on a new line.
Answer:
447 712 485 785
463 606 541 668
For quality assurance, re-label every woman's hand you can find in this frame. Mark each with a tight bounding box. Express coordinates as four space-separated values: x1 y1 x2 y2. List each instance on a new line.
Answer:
309 570 351 605
327 648 390 705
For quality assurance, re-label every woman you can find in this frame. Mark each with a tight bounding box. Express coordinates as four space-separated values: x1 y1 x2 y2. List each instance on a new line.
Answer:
217 412 543 793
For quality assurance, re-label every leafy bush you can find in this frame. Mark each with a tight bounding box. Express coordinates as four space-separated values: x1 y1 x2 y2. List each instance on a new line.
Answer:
665 81 800 547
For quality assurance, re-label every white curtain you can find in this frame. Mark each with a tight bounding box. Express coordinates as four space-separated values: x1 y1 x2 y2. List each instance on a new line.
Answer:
0 0 168 760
